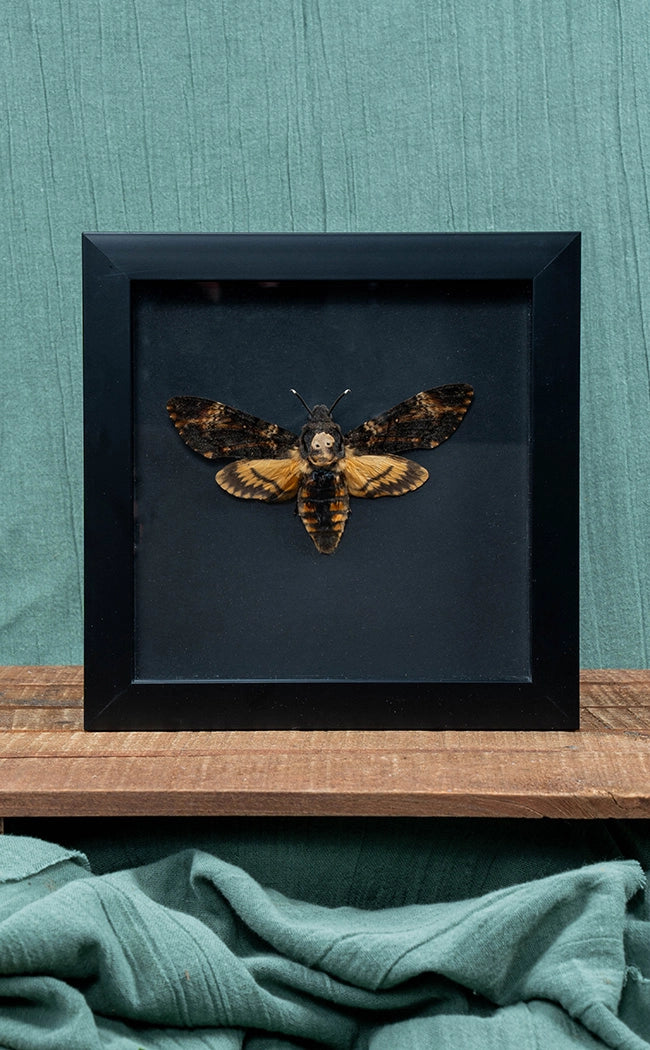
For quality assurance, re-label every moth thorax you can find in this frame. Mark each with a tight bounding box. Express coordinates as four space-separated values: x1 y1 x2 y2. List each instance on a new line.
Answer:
303 427 342 466
299 412 343 465
311 429 335 451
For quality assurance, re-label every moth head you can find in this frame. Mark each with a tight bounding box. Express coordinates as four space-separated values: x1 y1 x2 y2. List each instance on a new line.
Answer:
290 389 350 467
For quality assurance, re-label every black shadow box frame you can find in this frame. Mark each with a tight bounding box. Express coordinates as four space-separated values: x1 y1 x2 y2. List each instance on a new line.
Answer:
82 232 580 731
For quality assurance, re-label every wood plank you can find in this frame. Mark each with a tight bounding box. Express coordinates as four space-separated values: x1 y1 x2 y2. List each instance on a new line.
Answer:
1 740 650 818
0 666 83 689
579 668 650 683
579 680 650 731
581 682 650 705
579 707 650 732
1 727 649 758
0 667 649 817
0 666 83 713
0 727 649 817
0 708 82 731
580 708 650 732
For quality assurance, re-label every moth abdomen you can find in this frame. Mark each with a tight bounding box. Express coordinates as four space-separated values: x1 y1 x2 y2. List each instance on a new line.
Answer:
297 468 350 554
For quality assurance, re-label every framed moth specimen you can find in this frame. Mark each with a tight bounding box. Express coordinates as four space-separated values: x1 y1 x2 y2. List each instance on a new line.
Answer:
165 384 474 554
83 232 580 731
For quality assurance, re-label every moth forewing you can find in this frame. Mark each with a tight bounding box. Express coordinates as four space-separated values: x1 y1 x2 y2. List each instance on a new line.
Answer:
342 453 428 499
344 383 474 455
166 396 299 459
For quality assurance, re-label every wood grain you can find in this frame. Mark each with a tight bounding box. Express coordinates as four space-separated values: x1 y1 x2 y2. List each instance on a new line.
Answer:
0 668 649 818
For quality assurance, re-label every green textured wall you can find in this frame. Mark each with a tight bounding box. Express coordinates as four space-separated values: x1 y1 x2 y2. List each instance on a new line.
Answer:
1 1 648 666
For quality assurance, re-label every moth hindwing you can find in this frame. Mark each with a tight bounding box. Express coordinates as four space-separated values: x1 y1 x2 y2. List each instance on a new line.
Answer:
166 383 474 554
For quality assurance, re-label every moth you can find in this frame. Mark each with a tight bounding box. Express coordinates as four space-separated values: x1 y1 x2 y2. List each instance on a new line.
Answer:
166 383 474 554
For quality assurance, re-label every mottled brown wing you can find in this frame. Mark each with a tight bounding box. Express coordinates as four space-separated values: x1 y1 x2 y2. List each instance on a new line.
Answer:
216 456 302 502
166 396 299 459
345 384 474 454
342 453 428 498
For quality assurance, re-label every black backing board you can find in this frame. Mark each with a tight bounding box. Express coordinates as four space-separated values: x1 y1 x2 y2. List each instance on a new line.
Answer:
134 279 529 683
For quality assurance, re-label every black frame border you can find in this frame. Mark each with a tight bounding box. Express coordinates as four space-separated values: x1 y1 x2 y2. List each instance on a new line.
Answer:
83 232 580 731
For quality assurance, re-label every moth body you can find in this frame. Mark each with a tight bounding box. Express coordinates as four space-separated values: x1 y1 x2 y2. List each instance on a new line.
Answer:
297 465 350 554
167 383 474 554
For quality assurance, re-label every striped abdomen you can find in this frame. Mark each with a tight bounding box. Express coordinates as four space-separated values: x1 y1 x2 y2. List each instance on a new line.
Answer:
297 468 349 554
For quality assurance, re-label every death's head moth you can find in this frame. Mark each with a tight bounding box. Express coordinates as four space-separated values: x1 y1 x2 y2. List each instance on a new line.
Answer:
166 384 474 554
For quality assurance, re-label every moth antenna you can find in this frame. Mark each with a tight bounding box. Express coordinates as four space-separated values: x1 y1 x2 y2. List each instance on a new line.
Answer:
328 389 351 414
290 389 313 415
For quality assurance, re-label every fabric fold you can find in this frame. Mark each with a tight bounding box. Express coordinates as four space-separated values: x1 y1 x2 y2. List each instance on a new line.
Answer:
0 836 648 1049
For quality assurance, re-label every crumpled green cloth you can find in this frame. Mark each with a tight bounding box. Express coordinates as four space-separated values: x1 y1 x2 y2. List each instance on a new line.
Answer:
0 836 649 1049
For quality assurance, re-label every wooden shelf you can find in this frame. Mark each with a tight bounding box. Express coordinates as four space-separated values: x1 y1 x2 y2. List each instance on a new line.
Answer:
1 667 650 819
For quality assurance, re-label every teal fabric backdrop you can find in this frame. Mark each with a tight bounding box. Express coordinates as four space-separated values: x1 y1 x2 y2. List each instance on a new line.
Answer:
1 0 648 665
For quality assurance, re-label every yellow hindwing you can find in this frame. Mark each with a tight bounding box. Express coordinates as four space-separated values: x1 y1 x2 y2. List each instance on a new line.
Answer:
342 453 428 498
216 456 302 502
